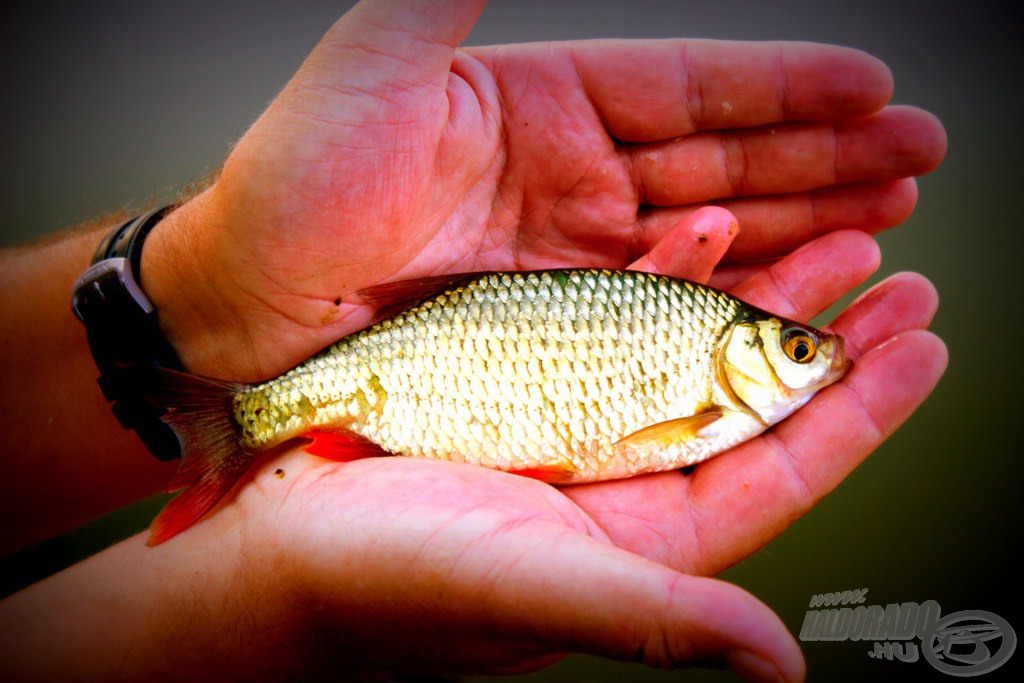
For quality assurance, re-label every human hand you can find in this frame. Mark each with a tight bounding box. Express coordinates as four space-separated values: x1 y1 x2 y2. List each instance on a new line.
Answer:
152 445 808 682
1 232 942 683
131 229 937 683
126 1 948 677
0 7 948 672
144 0 944 383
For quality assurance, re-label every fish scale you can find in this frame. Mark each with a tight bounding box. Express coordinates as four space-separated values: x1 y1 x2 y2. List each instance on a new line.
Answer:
233 269 748 481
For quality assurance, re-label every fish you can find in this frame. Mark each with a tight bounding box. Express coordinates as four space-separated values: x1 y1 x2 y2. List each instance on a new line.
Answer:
144 269 849 545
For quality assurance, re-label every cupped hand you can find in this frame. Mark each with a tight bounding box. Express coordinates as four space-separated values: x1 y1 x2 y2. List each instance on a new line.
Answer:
144 0 944 382
206 439 804 682
166 226 942 682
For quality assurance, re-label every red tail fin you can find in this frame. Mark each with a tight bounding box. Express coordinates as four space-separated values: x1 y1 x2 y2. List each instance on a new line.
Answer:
142 368 252 546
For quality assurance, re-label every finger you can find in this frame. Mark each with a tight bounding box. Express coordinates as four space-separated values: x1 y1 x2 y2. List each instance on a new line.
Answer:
628 206 738 283
629 107 946 206
726 229 881 322
723 178 919 261
298 0 486 97
642 178 918 264
571 39 893 142
484 530 805 682
707 262 769 293
825 271 939 357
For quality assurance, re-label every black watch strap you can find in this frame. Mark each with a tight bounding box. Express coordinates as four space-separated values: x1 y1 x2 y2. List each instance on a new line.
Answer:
72 206 183 460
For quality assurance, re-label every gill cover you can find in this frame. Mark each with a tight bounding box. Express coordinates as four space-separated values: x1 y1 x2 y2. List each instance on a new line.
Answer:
718 316 849 425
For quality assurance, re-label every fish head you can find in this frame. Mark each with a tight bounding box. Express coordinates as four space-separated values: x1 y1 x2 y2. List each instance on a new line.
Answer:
718 315 850 425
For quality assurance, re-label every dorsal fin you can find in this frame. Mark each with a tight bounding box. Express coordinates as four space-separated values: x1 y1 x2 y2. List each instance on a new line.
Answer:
357 271 491 323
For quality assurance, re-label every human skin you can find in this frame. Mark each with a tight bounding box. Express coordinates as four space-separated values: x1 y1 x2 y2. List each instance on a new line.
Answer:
0 0 947 680
0 231 943 683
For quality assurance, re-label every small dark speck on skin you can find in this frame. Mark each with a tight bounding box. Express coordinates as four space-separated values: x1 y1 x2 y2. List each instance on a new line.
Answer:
697 232 708 244
274 468 285 478
333 297 342 306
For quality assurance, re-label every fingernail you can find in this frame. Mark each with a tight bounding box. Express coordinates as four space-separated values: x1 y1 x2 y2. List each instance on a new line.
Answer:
725 649 785 683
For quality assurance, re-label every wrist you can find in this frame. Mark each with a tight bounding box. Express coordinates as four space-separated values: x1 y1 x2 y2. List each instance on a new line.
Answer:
141 188 257 379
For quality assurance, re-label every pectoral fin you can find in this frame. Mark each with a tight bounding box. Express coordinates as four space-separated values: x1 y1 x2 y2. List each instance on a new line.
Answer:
616 406 724 448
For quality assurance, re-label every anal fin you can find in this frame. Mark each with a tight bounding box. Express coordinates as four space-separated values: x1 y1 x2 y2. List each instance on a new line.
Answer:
302 429 387 462
508 458 578 484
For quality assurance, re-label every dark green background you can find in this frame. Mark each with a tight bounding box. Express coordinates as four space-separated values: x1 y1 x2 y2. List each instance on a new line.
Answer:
2 1 1021 680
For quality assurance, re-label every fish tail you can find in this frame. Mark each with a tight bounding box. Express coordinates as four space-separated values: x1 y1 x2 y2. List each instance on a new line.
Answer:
140 367 252 546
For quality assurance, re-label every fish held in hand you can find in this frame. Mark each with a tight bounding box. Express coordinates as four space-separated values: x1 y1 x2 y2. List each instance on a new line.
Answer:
145 269 849 545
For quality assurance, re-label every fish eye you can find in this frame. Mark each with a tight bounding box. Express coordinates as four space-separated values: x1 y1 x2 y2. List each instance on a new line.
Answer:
782 327 817 364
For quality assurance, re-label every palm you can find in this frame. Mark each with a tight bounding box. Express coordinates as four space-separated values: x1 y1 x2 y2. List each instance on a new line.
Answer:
246 449 802 674
212 46 642 333
199 33 941 382
261 454 602 671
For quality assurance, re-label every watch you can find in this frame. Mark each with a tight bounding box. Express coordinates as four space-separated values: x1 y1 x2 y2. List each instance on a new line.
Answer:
71 206 183 460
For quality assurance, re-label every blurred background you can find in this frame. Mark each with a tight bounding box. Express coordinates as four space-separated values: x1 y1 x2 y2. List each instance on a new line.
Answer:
1 1 1021 680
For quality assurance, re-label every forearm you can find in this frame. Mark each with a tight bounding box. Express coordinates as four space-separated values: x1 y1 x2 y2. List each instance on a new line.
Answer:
0 221 183 552
0 512 288 682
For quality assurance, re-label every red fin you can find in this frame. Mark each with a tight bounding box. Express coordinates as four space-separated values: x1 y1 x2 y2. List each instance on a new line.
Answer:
302 428 386 461
508 459 577 485
138 368 254 546
357 272 490 323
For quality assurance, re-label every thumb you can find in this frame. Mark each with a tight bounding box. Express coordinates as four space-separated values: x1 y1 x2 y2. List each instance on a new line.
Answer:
629 206 739 283
302 0 487 97
490 531 805 682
